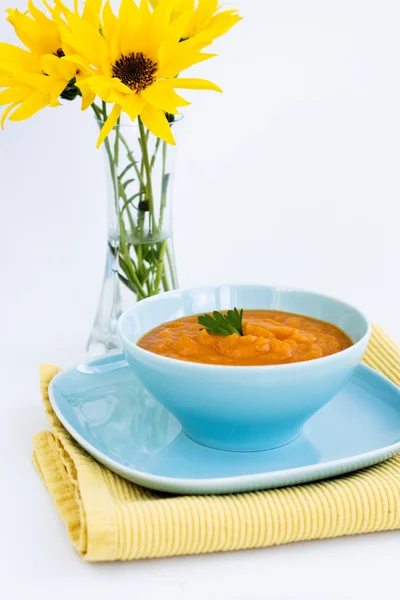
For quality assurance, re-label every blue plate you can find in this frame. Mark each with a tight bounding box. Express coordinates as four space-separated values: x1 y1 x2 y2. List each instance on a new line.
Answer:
49 353 400 495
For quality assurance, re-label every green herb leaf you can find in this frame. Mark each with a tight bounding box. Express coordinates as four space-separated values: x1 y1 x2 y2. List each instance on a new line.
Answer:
198 308 244 336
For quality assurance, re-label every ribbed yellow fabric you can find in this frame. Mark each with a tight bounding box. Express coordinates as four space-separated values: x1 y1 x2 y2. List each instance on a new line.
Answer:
33 325 400 561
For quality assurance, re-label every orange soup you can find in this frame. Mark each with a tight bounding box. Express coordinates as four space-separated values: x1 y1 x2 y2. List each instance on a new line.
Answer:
138 310 353 366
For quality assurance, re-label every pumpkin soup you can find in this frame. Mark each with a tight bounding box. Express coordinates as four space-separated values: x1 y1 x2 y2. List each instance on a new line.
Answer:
138 310 353 366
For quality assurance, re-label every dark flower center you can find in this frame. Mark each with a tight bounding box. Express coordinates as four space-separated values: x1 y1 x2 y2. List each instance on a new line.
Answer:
54 48 65 58
112 52 158 93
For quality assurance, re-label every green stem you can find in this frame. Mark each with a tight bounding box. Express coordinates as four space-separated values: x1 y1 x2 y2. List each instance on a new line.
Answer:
119 188 136 234
119 134 145 188
114 116 120 167
94 102 149 299
150 137 161 170
159 140 168 231
138 118 157 234
159 140 176 289
120 255 146 299
153 240 167 294
119 129 148 248
120 130 147 286
94 102 118 212
162 272 169 292
119 216 147 299
92 104 175 299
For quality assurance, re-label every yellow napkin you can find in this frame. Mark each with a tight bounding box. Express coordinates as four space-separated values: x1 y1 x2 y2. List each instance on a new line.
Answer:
33 325 400 561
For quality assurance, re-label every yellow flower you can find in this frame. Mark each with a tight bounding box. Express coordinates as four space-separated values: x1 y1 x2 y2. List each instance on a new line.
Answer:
0 0 99 125
149 0 241 44
60 0 223 147
6 1 62 57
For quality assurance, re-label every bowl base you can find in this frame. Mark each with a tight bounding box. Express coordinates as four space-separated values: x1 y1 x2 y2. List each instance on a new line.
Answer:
182 428 303 453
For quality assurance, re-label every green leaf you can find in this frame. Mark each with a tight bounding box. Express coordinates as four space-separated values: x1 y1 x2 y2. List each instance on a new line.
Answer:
122 178 135 190
60 77 81 101
197 308 244 336
118 163 135 180
118 272 137 294
119 214 128 252
121 193 141 214
161 173 170 199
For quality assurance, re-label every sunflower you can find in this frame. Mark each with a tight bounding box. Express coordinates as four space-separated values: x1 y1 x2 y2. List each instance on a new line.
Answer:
58 0 224 147
0 0 98 125
149 0 241 44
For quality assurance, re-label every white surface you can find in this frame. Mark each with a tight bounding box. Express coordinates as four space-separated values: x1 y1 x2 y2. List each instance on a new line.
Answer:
0 0 399 598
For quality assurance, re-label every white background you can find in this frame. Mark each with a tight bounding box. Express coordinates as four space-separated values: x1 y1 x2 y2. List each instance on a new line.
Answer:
1 0 400 598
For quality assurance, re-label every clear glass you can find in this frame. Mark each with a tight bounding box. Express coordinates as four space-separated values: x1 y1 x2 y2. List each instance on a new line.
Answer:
86 111 180 356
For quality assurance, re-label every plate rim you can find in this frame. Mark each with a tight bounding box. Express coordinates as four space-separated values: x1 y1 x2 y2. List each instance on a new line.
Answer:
48 359 400 495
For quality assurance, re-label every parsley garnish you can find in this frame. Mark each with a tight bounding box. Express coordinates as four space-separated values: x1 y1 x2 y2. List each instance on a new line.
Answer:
197 308 244 336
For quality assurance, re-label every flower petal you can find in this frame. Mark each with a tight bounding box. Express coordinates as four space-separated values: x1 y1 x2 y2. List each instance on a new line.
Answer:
171 77 222 92
63 53 93 75
150 0 186 48
0 42 39 72
59 56 81 80
81 89 95 110
194 10 242 43
96 104 121 148
158 40 216 78
53 0 73 20
195 0 219 21
0 87 26 106
118 0 139 22
8 91 49 121
141 79 189 113
139 0 151 18
119 93 146 120
39 54 60 77
80 76 130 106
62 13 105 68
7 7 61 55
1 103 18 127
49 78 73 104
40 54 77 81
111 78 132 95
139 104 175 145
101 1 118 42
82 0 102 25
77 76 112 101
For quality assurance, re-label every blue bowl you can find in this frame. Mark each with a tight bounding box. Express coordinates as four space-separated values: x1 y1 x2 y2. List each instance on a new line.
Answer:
118 285 371 452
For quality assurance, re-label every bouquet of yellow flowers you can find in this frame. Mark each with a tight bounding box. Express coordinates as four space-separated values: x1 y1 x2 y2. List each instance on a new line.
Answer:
0 0 240 352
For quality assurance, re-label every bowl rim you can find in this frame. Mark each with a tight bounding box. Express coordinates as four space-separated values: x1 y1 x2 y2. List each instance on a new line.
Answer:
118 283 372 372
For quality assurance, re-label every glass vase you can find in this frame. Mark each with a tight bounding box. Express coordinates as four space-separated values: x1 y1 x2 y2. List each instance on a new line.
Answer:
86 112 180 356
